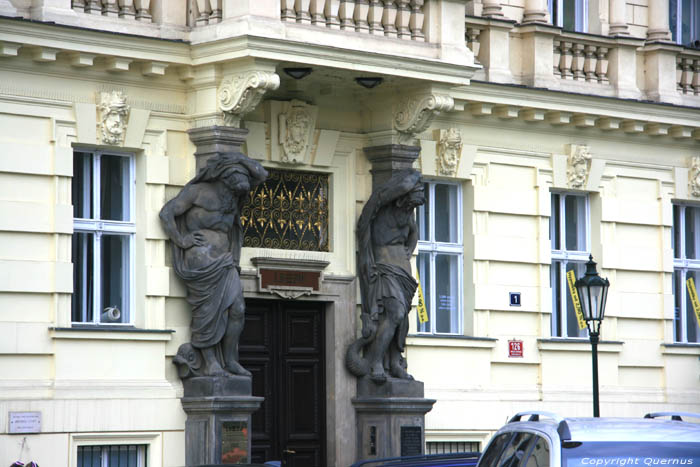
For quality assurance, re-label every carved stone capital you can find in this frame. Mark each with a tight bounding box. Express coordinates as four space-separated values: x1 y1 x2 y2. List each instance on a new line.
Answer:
436 128 463 176
97 90 130 146
218 71 280 128
393 94 454 143
689 156 700 198
567 144 591 189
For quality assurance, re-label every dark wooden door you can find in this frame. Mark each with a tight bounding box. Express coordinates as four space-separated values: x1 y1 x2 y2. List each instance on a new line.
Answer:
240 299 326 467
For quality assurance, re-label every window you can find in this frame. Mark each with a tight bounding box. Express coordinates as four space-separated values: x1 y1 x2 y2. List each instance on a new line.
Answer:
77 444 147 467
672 204 700 343
524 436 550 467
551 192 589 338
548 0 587 32
426 441 480 454
72 150 135 325
670 0 700 46
416 181 463 334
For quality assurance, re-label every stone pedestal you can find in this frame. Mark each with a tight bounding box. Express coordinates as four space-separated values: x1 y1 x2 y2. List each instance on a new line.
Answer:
181 376 263 466
188 126 249 172
352 377 436 460
363 144 420 187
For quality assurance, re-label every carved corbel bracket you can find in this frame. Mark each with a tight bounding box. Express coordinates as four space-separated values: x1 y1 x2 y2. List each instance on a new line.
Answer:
567 143 591 189
394 94 454 144
689 156 700 198
218 71 280 127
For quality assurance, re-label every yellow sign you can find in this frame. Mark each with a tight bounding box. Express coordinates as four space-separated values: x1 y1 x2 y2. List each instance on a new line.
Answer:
566 269 587 330
686 277 700 324
416 270 429 324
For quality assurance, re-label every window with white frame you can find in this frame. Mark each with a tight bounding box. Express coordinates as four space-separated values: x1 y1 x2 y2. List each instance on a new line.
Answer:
551 192 589 338
670 0 700 46
672 204 700 343
548 0 587 32
77 445 147 467
416 181 463 334
72 149 135 325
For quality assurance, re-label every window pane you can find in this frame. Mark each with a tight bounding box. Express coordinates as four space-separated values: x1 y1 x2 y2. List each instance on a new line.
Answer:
525 436 550 467
551 194 561 250
564 195 586 251
101 234 129 323
101 154 130 221
562 0 576 30
435 183 458 243
681 0 691 44
73 152 93 219
435 254 459 333
673 205 681 259
480 433 513 467
685 206 699 260
417 252 431 333
565 262 587 337
499 432 534 467
418 182 430 241
77 446 102 467
670 0 679 41
552 261 563 336
674 270 683 342
685 270 700 343
72 232 94 323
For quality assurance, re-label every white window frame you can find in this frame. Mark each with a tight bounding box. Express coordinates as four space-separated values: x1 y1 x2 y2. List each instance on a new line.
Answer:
70 432 161 467
551 192 590 338
548 0 588 32
72 149 136 326
670 0 700 45
416 181 463 335
672 203 700 343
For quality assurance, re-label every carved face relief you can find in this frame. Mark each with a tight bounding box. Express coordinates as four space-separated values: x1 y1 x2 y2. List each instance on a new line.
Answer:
98 91 129 145
280 101 312 164
437 128 463 176
567 144 591 189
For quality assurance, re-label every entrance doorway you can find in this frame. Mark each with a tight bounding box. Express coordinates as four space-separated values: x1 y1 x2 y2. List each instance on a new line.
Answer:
240 299 326 467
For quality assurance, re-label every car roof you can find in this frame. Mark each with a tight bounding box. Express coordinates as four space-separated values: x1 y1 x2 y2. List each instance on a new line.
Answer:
499 417 700 443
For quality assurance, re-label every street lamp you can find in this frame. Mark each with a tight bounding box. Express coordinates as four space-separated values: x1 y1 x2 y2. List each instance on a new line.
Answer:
575 255 610 418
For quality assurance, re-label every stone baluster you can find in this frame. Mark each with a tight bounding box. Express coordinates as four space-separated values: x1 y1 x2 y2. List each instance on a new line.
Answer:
382 0 398 37
466 27 482 61
325 0 341 28
595 47 609 83
118 0 135 18
584 45 597 81
680 57 693 94
72 0 86 11
553 40 561 77
102 0 118 16
396 0 411 39
310 0 326 25
559 41 573 79
368 0 384 35
135 0 151 22
282 0 296 21
210 0 221 22
85 0 101 14
296 0 312 23
354 0 370 32
339 0 356 30
694 59 700 96
194 0 210 25
409 0 424 42
572 43 585 80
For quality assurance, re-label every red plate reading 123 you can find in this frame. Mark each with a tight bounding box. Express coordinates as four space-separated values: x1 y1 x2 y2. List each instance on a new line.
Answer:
508 340 523 358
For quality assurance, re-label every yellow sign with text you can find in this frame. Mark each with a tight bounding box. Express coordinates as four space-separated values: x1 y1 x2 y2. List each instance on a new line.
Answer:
566 269 587 330
686 277 700 324
416 270 429 324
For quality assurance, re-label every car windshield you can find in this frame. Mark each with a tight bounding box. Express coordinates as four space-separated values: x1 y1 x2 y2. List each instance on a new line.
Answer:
562 441 700 467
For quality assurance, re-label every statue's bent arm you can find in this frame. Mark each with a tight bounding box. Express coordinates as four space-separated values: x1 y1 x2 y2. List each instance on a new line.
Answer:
159 184 198 249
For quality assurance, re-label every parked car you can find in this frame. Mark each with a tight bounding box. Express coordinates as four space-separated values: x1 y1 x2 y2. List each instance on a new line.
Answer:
477 411 700 467
351 451 481 467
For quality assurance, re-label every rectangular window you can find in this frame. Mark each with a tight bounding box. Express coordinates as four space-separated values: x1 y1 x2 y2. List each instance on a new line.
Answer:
416 181 463 334
670 0 700 46
672 204 700 343
551 192 589 338
549 0 587 32
77 444 147 467
426 441 480 454
72 150 135 325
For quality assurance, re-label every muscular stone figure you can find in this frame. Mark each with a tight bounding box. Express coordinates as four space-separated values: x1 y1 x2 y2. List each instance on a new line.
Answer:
160 152 267 378
346 169 425 384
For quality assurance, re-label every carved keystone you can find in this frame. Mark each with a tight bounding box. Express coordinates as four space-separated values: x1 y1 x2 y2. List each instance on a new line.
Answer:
218 71 280 128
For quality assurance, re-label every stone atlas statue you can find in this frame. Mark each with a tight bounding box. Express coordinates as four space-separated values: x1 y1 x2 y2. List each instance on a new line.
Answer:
346 169 425 384
160 152 268 379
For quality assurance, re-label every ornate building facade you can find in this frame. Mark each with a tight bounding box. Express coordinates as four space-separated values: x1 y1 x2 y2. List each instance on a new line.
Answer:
0 0 698 465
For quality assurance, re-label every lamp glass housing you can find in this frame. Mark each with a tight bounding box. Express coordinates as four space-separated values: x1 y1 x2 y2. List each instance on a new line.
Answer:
575 255 610 325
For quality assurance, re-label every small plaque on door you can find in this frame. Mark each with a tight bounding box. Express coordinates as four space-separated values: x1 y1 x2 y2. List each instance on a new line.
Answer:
260 268 320 291
400 426 422 457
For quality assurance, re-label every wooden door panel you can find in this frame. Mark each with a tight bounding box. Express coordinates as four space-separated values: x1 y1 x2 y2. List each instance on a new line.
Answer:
284 362 323 438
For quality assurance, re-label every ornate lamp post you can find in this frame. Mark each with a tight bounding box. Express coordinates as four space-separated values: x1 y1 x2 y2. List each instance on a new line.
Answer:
575 255 610 418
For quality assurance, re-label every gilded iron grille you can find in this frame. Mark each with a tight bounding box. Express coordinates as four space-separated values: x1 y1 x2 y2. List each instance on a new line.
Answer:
241 169 329 251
